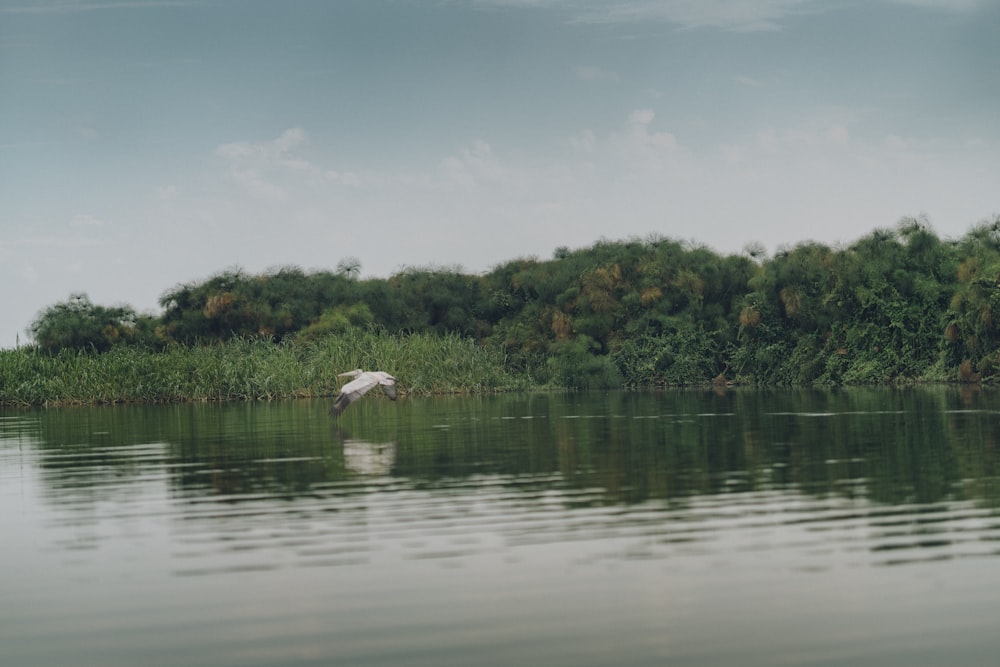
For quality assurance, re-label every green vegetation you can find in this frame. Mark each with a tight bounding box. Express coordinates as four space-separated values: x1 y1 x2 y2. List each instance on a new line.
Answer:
9 215 1000 405
0 330 531 406
28 293 159 353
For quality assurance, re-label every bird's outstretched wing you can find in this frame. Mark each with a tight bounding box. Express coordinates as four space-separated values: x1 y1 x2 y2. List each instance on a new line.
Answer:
368 371 398 400
329 370 398 416
381 380 398 400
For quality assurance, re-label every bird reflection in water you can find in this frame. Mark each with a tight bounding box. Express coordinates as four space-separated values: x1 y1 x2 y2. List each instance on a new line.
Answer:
337 435 397 476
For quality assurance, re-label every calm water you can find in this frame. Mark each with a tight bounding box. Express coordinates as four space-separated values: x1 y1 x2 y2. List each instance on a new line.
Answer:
3 388 1000 666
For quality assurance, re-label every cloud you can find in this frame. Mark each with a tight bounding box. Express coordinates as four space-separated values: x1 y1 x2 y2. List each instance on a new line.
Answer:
608 109 679 164
175 112 997 281
441 140 506 190
271 127 307 156
211 127 385 206
87 105 990 323
216 127 306 162
215 128 318 200
228 169 287 201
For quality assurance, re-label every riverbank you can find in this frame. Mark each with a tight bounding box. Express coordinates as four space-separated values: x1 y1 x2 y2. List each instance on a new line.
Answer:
0 331 535 407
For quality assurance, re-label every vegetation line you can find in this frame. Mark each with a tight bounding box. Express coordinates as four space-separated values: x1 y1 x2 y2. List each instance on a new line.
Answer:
9 215 1000 405
0 331 533 407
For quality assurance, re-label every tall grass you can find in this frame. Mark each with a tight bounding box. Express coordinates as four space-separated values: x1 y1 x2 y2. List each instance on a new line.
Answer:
0 331 536 407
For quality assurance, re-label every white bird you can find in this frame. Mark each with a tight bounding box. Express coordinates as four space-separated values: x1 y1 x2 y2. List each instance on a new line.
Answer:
329 369 398 416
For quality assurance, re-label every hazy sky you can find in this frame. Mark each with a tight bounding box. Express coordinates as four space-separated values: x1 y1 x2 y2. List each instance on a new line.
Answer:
2 0 997 348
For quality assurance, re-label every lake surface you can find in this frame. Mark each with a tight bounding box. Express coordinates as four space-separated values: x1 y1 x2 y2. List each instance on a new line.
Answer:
3 388 1000 666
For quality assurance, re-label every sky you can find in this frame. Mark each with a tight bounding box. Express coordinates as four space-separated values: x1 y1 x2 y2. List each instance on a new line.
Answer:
1 0 998 348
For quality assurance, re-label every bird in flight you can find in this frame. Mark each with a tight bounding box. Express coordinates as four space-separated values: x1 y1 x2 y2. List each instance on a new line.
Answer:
329 369 398 416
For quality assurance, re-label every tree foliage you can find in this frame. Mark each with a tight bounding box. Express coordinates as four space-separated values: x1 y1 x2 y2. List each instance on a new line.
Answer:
29 293 156 353
25 217 1000 385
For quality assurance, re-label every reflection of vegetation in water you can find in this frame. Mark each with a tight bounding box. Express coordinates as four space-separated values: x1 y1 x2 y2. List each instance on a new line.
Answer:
31 402 349 500
21 387 1000 509
389 388 1000 508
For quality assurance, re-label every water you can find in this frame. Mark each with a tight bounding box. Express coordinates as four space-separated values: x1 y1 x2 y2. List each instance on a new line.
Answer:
3 388 1000 666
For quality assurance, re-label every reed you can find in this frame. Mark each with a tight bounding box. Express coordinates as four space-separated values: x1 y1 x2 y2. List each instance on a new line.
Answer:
0 331 535 407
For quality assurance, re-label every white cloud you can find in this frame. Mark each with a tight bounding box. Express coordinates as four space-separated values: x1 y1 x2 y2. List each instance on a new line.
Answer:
229 169 287 200
215 128 347 200
272 127 305 153
609 109 679 164
441 140 506 189
215 128 377 192
147 112 998 287
216 127 306 162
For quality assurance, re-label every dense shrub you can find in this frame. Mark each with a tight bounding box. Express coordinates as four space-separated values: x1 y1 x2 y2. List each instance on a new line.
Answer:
21 215 1000 389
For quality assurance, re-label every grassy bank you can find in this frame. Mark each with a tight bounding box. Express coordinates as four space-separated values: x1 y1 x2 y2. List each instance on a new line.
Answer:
0 331 536 407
